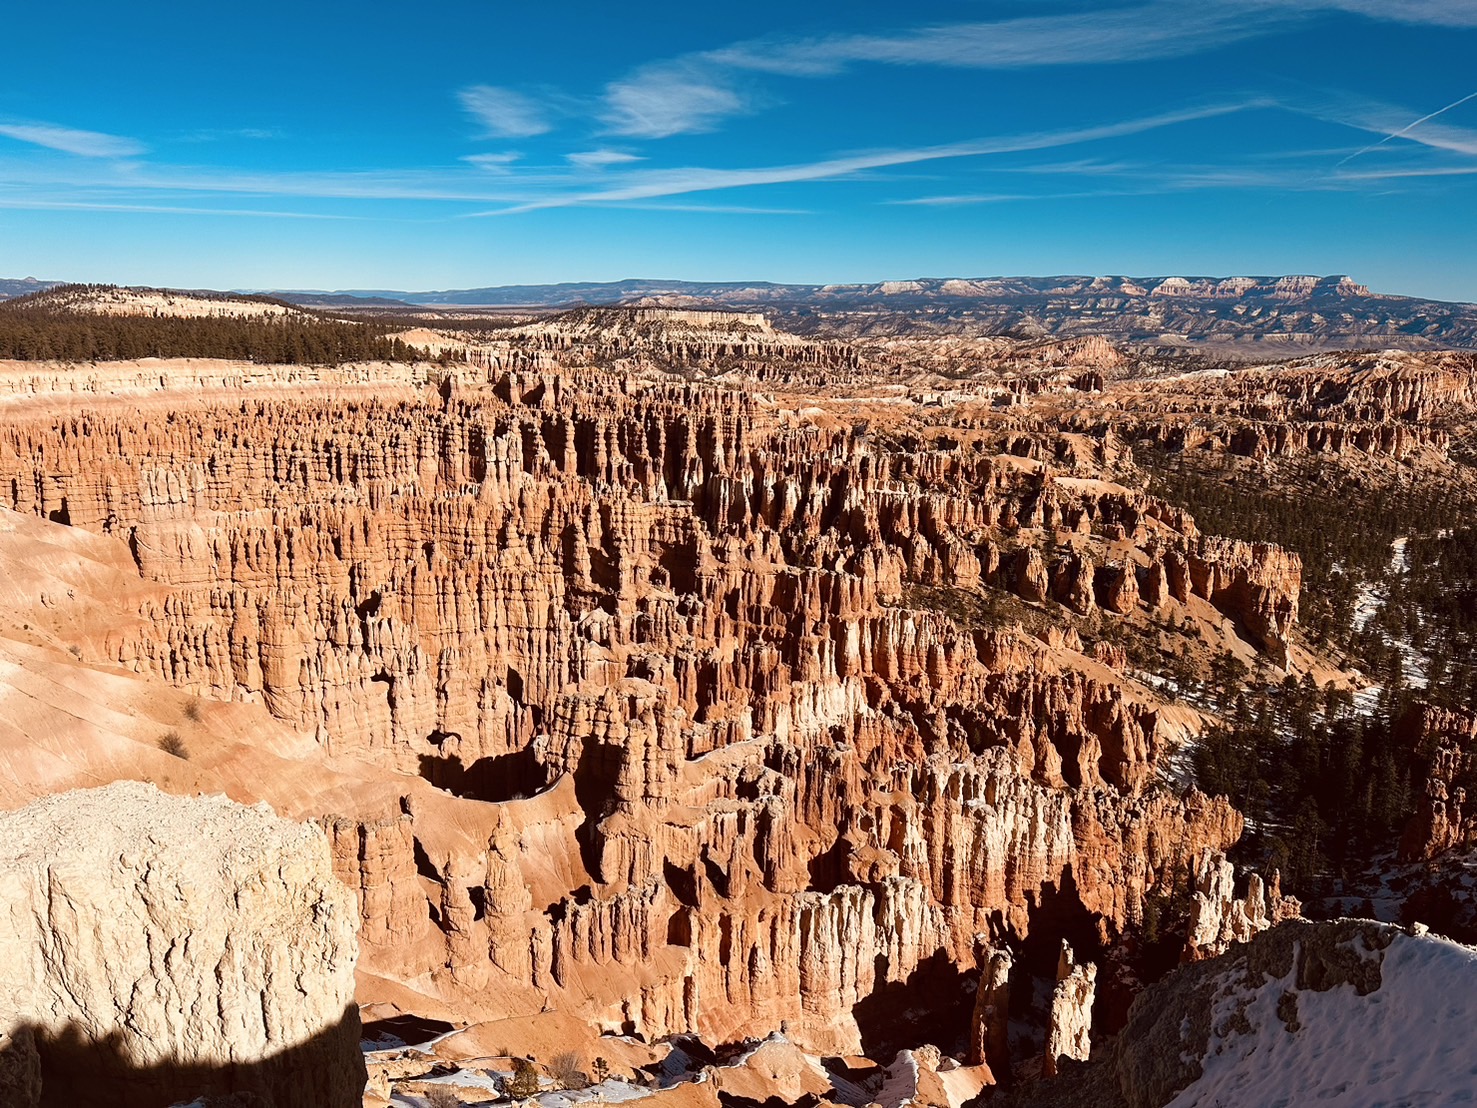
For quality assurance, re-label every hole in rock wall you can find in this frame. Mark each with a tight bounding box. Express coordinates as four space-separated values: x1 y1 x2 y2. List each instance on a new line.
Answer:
656 543 698 595
573 740 622 878
702 850 732 899
805 834 851 895
412 836 440 882
663 860 699 908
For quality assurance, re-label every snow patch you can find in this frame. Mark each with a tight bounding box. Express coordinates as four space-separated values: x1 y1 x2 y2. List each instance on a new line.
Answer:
1168 932 1477 1106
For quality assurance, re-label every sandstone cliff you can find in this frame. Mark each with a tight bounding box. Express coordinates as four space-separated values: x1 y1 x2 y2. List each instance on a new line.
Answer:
0 328 1347 1067
0 360 1272 1057
0 781 363 1108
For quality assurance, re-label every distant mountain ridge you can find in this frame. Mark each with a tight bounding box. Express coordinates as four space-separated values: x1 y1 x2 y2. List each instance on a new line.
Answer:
260 274 1477 354
9 274 1477 353
0 277 64 301
278 274 1386 308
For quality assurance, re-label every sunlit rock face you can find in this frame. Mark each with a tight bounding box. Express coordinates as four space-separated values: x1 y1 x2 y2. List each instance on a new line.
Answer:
0 357 1275 1056
0 781 363 1108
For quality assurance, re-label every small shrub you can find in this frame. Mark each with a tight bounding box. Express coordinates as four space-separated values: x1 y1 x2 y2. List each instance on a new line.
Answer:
423 1087 461 1108
67 644 82 659
158 730 189 759
506 1057 541 1099
182 700 202 722
550 1051 585 1089
591 1057 610 1084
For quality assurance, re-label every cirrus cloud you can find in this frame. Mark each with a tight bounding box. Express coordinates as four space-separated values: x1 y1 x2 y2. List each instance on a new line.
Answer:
0 121 146 158
458 85 552 138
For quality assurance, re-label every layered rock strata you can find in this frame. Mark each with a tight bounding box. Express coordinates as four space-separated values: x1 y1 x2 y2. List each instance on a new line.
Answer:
0 365 1293 1055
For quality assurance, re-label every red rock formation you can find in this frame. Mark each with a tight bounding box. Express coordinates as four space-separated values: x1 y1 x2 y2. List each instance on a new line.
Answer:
1398 704 1477 862
1183 850 1300 961
968 947 1012 1076
0 354 1274 1057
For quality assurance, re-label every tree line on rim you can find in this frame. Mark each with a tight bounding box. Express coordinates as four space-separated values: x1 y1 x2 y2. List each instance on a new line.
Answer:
0 285 431 365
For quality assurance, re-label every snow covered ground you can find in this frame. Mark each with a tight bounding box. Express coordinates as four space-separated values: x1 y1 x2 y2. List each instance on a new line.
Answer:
1168 929 1477 1107
1352 536 1430 716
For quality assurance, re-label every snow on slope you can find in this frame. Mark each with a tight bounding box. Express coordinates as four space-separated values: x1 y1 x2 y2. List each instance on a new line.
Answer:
1168 928 1477 1107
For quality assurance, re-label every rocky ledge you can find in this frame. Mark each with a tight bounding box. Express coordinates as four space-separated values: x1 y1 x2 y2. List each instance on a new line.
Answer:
0 781 364 1108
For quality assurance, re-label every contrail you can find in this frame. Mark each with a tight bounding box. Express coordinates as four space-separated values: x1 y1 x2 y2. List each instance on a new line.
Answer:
1335 88 1477 168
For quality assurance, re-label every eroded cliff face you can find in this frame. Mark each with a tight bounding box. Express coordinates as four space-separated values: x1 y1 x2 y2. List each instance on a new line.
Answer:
0 300 1379 1078
1397 703 1477 862
1111 350 1477 463
0 363 1283 1055
0 780 363 1108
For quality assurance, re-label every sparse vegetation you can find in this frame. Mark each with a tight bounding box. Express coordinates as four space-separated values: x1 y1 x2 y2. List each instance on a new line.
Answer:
549 1051 586 1089
1145 452 1465 660
422 1086 461 1108
158 730 189 759
506 1057 541 1099
1146 453 1477 895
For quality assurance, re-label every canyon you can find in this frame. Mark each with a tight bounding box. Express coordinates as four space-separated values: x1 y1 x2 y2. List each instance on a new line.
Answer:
1 287 1475 1105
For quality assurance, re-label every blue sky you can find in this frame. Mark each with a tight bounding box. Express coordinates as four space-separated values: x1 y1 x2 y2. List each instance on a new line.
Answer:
2 1 1476 299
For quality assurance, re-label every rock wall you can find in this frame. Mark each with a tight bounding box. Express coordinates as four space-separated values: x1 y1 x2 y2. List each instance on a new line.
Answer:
1397 703 1477 862
1112 920 1473 1108
0 781 363 1108
1182 850 1299 961
0 371 1275 1054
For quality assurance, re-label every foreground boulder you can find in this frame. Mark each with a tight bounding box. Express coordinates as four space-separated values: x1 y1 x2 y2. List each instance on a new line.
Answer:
0 781 364 1108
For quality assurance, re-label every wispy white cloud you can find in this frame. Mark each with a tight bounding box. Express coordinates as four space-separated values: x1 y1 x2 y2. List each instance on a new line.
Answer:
178 127 282 143
1295 0 1477 27
566 149 645 169
601 62 755 138
458 85 552 138
478 102 1262 214
585 201 811 214
1337 163 1477 179
462 152 524 172
0 85 1467 222
708 1 1477 79
0 121 146 158
582 1 1477 145
0 197 356 218
710 5 1283 76
1333 89 1477 165
888 193 1045 206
